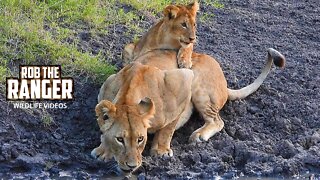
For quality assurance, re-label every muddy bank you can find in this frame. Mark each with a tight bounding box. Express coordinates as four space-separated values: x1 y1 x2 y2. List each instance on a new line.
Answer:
1 0 319 179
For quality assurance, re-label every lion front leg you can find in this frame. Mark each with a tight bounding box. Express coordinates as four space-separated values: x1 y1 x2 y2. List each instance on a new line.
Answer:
177 45 193 69
150 119 178 157
91 135 113 161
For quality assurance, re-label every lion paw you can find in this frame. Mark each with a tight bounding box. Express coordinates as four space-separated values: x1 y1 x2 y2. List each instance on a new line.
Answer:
150 147 173 158
91 147 111 162
189 132 208 143
177 58 193 69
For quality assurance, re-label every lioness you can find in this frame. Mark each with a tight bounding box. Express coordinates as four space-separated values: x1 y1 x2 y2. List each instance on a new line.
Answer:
123 1 199 69
93 62 194 171
92 48 286 172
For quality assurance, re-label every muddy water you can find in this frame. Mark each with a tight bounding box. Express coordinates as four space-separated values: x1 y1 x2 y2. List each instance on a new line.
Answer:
2 170 318 179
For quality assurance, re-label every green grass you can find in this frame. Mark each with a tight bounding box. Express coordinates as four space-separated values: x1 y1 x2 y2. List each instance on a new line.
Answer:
0 0 223 125
121 0 190 13
0 59 7 83
0 0 120 86
0 0 223 86
41 114 55 127
199 0 224 22
203 0 224 9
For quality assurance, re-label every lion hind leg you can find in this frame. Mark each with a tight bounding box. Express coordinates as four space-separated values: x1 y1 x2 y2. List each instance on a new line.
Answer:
189 104 224 143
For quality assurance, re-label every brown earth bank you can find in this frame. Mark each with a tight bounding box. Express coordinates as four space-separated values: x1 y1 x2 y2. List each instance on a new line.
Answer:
0 0 319 179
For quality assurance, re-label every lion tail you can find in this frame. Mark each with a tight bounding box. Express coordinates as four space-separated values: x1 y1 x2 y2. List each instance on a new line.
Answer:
227 48 286 101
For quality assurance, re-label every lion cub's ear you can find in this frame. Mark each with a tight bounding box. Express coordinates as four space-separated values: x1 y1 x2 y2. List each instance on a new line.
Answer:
95 100 116 131
138 97 155 128
163 5 180 20
122 43 135 65
187 1 200 15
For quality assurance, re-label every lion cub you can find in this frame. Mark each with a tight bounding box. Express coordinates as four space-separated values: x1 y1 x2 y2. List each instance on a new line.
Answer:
122 1 199 69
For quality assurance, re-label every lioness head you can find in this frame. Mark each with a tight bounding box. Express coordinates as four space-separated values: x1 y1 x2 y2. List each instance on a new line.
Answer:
95 98 155 171
163 1 199 48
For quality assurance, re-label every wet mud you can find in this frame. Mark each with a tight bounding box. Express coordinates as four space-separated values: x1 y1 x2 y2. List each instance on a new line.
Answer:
1 0 319 179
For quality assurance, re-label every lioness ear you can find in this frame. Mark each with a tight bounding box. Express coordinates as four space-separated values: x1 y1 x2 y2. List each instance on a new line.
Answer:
187 1 199 15
95 100 116 131
163 5 180 20
138 97 155 128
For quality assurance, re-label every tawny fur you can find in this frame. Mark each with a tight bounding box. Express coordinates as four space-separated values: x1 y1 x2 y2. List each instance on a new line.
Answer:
122 1 199 69
93 48 285 171
92 62 194 171
92 0 286 171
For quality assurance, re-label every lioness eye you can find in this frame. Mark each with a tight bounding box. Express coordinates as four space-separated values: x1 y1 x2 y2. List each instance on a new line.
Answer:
181 22 187 28
103 114 108 120
138 136 144 143
116 137 124 144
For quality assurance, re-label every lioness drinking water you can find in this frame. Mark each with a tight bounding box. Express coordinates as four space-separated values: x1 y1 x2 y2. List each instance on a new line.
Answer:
91 0 286 173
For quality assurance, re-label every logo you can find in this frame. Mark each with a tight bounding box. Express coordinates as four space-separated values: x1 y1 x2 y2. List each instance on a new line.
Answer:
6 65 74 101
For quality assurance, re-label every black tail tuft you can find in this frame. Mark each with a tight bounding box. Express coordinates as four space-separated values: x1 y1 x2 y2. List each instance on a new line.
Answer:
267 48 286 68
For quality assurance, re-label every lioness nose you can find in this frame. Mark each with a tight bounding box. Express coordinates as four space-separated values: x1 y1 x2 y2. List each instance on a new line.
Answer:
189 37 196 41
126 162 138 169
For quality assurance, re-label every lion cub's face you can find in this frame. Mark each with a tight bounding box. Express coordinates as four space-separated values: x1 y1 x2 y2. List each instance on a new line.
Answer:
163 1 199 48
95 99 155 171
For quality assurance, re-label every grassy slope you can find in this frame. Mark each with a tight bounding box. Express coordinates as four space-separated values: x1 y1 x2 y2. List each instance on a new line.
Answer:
0 0 120 87
0 0 222 90
0 0 224 138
